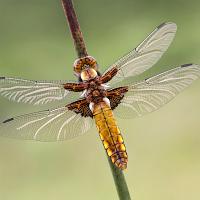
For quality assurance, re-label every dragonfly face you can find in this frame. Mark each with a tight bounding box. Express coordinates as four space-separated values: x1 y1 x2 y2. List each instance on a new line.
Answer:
80 68 98 81
0 22 200 170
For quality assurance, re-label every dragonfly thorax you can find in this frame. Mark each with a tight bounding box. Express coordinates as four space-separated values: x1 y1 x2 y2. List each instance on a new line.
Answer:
84 78 107 104
92 90 100 97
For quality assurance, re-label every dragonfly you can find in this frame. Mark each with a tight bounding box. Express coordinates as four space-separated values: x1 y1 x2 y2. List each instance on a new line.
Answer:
0 22 199 170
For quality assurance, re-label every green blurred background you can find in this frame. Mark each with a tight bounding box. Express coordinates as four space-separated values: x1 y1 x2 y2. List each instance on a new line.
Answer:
0 0 200 199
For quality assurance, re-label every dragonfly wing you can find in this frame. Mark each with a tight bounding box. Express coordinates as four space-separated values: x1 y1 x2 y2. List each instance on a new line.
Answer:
113 64 200 118
105 22 177 86
0 106 93 141
0 77 77 105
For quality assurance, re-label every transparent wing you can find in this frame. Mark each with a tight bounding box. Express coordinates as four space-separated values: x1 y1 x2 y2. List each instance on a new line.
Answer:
0 106 93 141
0 77 77 105
114 64 200 119
105 22 177 86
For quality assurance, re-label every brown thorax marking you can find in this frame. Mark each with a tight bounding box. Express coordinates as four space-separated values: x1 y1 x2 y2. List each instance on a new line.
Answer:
92 90 100 97
85 77 106 104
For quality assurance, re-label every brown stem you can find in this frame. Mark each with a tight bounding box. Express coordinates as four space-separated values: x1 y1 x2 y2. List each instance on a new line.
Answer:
60 1 131 199
61 0 88 58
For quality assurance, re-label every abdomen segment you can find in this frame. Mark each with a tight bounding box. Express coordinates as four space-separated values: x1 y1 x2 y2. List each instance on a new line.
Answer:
93 101 128 170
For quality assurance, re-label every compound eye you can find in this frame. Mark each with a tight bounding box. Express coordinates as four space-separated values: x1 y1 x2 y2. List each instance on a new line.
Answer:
73 59 83 74
92 59 98 71
85 56 98 71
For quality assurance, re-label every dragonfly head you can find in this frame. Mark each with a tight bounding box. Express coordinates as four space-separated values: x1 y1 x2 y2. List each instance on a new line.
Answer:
73 56 98 76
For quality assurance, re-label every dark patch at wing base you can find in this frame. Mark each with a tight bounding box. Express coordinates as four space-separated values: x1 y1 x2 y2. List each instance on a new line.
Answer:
67 98 93 117
106 87 128 110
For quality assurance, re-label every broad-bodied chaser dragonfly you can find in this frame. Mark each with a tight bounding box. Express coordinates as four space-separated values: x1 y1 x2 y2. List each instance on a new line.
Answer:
0 22 199 170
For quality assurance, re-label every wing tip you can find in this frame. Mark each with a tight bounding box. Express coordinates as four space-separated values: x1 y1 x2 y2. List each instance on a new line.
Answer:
157 22 177 30
0 77 5 80
181 63 194 68
157 22 166 29
2 118 14 124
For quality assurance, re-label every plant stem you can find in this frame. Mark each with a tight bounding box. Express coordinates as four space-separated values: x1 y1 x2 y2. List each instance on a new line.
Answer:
61 0 131 199
107 156 131 200
61 0 88 58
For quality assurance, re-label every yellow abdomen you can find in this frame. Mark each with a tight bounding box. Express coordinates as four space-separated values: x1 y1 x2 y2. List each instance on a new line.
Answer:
93 101 128 170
